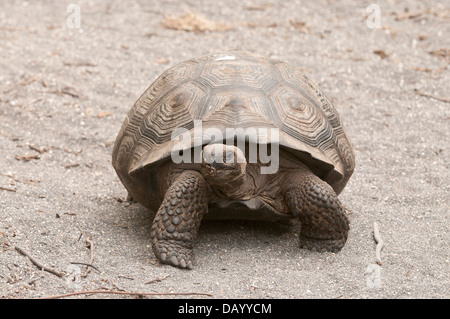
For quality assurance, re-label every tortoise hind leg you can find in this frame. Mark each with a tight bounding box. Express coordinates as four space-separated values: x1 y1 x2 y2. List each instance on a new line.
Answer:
151 170 209 269
284 167 350 252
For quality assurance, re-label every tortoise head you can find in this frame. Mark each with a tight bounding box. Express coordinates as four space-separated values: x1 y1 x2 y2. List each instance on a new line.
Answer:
200 144 247 192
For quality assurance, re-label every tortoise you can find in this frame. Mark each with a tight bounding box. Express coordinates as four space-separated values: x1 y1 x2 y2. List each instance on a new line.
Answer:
112 51 355 269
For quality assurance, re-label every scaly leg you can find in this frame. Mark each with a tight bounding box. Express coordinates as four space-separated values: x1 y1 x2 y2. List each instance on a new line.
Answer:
151 170 209 269
284 167 350 252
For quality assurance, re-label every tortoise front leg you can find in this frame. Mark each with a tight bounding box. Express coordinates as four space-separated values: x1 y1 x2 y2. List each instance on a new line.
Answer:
284 167 350 252
151 170 209 269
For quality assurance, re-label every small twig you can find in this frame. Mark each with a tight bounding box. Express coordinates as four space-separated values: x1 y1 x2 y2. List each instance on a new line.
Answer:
64 212 77 216
3 77 38 93
28 145 47 154
0 186 16 192
60 87 80 98
15 246 63 278
82 236 94 278
38 290 213 299
15 154 40 162
110 280 126 292
373 222 384 266
63 61 98 67
144 275 170 285
65 163 80 169
414 89 450 104
69 262 100 272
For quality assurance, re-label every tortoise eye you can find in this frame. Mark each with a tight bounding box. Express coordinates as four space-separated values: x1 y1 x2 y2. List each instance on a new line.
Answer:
224 152 234 163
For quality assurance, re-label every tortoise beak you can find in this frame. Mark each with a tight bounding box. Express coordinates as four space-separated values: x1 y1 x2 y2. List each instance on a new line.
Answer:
203 163 217 177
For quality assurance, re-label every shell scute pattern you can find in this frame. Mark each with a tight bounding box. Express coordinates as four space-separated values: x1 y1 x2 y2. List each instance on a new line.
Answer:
112 51 354 195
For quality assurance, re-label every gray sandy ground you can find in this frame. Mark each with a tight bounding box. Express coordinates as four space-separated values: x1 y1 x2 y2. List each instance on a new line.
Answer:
0 0 449 298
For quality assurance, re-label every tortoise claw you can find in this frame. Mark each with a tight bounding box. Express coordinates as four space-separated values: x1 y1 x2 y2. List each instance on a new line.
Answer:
152 239 194 269
299 235 347 253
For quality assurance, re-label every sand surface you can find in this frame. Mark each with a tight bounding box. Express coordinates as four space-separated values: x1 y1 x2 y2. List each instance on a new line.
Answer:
0 0 448 298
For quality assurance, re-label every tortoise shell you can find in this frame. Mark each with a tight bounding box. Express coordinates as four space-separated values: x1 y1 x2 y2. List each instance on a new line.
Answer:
112 51 355 212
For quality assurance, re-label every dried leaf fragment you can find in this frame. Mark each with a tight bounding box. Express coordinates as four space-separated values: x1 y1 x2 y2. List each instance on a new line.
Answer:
429 48 450 63
373 50 389 59
97 111 113 118
154 58 170 65
395 9 429 21
162 12 233 33
289 20 309 33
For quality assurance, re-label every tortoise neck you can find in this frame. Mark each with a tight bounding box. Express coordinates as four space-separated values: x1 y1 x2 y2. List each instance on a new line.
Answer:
207 173 249 200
